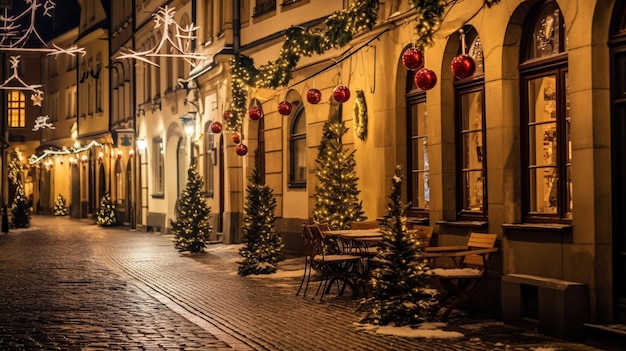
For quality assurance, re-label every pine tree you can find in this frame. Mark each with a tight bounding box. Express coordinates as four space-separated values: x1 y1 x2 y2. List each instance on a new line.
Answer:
312 110 365 230
53 194 69 216
238 154 284 276
11 182 30 228
359 165 439 326
170 162 212 253
97 192 117 226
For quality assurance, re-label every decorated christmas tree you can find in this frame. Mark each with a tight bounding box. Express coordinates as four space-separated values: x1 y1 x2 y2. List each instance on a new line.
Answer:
53 194 69 216
170 162 212 253
360 165 439 326
312 110 365 230
238 154 284 276
97 192 117 226
11 183 30 228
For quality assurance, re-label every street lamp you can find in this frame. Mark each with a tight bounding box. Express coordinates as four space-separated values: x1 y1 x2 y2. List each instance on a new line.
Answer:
179 113 196 160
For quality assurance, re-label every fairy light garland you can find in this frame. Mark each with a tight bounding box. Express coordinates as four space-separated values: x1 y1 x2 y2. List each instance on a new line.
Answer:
226 0 500 133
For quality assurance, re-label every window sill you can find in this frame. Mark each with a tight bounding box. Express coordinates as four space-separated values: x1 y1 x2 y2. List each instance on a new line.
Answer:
151 193 164 199
502 223 572 232
436 220 488 228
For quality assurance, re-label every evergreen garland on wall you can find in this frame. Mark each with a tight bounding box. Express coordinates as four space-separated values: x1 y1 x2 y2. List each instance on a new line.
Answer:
227 0 501 132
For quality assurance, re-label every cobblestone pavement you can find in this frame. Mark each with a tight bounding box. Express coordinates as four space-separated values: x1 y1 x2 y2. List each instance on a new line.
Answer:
0 216 601 350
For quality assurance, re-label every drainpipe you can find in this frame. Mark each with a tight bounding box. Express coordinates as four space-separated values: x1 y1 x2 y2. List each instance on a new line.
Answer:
233 0 240 53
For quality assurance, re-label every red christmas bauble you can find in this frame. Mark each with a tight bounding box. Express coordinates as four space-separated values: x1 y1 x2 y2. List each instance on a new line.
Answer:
278 101 292 115
209 121 223 133
414 68 437 91
232 133 241 144
306 88 322 104
332 85 351 103
401 47 424 71
235 143 248 156
223 110 234 120
451 54 476 79
248 106 263 120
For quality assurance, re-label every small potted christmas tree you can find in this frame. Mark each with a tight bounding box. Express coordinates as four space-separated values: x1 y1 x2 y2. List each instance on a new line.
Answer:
53 194 69 216
170 162 212 253
97 192 117 226
11 183 30 228
359 165 439 326
238 154 284 276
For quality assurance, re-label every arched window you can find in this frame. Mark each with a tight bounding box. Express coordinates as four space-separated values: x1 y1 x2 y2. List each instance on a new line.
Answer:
406 58 429 217
520 0 570 221
8 91 25 127
289 105 306 188
454 26 487 220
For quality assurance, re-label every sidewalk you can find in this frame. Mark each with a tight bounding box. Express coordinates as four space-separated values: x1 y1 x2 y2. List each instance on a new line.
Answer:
94 220 601 351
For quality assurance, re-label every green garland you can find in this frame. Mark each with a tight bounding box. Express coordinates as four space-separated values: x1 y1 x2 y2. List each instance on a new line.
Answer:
353 89 368 141
227 0 500 132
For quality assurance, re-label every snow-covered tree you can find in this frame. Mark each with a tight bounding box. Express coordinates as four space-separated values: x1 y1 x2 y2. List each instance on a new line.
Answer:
97 192 117 226
11 183 30 228
360 165 439 326
53 194 69 216
238 155 284 275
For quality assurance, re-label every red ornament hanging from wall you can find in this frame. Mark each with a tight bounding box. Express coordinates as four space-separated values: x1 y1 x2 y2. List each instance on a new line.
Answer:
414 68 437 91
401 47 424 71
210 121 223 133
235 143 248 156
278 101 292 115
232 133 241 144
248 106 263 120
223 110 234 120
306 88 322 104
451 54 475 79
451 29 476 80
332 85 351 103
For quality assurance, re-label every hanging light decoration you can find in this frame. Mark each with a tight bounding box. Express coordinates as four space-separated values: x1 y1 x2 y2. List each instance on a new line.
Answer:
232 133 241 144
414 68 437 91
401 47 424 71
210 121 223 133
278 101 292 115
451 29 475 79
306 88 322 104
332 85 351 103
235 143 248 156
248 106 263 120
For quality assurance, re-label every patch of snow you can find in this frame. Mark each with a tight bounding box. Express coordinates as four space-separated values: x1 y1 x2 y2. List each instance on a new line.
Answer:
429 267 481 277
248 269 305 279
356 322 464 339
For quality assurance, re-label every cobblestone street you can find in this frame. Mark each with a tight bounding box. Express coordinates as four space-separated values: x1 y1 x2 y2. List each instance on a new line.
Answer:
0 216 601 350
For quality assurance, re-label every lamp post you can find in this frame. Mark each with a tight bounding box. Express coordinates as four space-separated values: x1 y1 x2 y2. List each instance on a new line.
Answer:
179 113 196 161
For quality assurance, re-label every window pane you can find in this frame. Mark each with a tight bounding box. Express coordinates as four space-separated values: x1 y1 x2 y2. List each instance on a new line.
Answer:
531 5 564 59
529 166 557 213
459 89 485 213
293 138 306 182
463 171 484 211
410 101 429 209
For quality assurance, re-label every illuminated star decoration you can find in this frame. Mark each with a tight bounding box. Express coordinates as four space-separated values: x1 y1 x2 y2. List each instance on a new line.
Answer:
0 55 43 106
0 0 85 57
116 5 206 68
32 114 55 131
28 140 102 165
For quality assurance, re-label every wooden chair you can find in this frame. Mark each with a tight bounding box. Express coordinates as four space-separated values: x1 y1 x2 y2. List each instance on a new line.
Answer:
425 232 498 320
407 225 434 248
296 224 361 300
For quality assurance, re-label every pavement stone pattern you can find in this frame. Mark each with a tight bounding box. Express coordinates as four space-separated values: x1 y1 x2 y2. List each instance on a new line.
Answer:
0 216 601 350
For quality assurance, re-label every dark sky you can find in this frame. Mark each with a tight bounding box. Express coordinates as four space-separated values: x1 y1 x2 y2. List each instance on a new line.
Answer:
1 0 81 45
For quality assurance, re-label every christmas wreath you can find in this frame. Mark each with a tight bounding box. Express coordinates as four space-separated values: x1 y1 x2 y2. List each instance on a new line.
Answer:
353 89 368 140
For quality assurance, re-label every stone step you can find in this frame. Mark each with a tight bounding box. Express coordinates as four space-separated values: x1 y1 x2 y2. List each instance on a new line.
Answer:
584 323 626 351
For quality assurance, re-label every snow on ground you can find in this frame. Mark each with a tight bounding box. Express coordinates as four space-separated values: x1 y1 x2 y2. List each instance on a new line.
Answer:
356 322 464 339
